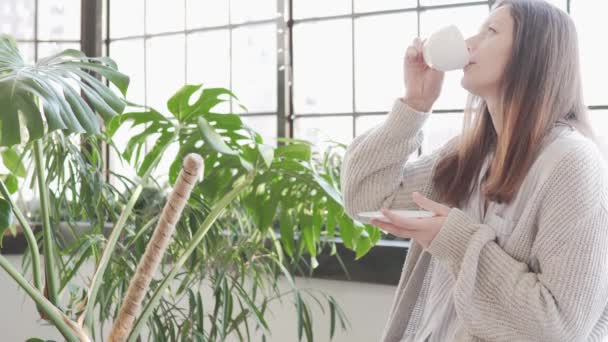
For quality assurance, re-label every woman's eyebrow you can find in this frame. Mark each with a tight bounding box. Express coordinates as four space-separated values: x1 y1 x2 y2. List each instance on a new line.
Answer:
480 19 501 31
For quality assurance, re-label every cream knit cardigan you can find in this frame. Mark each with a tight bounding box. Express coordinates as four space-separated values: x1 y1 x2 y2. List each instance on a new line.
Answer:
340 98 608 341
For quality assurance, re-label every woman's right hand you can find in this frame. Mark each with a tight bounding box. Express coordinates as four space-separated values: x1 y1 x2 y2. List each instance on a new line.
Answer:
401 37 445 112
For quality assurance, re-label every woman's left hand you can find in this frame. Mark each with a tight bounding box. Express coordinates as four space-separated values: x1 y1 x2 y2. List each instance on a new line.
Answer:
371 192 452 249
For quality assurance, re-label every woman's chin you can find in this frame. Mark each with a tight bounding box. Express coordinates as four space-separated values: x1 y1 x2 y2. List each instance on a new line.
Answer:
460 78 475 95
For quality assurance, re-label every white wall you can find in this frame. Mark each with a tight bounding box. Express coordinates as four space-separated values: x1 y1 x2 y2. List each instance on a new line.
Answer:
0 255 397 341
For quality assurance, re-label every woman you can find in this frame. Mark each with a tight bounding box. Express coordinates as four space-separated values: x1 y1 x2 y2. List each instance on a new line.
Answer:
340 0 608 341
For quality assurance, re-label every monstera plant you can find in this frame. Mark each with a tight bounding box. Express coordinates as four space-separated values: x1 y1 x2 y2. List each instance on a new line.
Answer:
0 35 124 342
0 33 381 341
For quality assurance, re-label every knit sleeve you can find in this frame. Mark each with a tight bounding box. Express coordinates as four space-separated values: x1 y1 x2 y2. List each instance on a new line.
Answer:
426 143 608 341
340 98 459 223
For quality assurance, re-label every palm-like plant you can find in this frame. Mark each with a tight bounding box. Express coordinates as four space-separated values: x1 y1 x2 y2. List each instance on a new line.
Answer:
105 84 380 341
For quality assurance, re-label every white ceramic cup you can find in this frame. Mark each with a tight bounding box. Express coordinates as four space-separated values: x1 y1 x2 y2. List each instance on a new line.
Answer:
422 25 470 71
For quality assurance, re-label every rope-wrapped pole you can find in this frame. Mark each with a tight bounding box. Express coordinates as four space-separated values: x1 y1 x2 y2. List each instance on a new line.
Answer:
108 154 204 342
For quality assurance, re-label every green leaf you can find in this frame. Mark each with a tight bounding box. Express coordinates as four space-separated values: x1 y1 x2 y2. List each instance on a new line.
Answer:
205 113 242 130
137 132 174 178
0 97 21 146
279 208 295 258
1 148 26 177
183 87 237 121
0 43 129 144
313 174 344 207
3 174 17 194
63 61 130 96
329 297 337 338
72 69 126 115
355 236 372 260
61 83 100 135
257 144 274 169
196 117 237 155
276 143 311 161
167 84 202 120
301 210 316 257
168 158 182 185
80 81 119 122
0 198 13 247
14 94 44 140
326 204 338 239
337 212 354 250
258 193 279 235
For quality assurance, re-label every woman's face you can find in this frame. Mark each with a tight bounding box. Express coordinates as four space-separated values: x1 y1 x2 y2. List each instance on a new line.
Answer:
461 6 515 99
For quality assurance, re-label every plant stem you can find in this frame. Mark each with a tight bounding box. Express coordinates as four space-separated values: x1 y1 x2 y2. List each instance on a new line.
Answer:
126 172 255 342
0 180 43 292
34 139 58 304
80 183 144 331
0 255 81 342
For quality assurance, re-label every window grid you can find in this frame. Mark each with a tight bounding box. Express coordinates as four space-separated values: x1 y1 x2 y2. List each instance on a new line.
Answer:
10 0 82 63
288 0 608 154
289 0 496 153
99 0 608 157
104 0 278 117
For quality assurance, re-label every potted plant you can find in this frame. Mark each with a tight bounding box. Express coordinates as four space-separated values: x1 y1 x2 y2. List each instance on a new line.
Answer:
0 34 380 341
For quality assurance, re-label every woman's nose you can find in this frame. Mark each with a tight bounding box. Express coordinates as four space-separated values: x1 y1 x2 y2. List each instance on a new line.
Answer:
465 36 476 54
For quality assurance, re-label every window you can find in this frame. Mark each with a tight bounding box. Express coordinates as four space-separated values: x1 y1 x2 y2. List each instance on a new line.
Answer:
102 0 608 184
0 0 80 63
291 1 490 155
291 0 608 157
105 0 278 185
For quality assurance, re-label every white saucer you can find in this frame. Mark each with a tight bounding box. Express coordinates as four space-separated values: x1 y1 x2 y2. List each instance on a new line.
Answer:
357 209 435 222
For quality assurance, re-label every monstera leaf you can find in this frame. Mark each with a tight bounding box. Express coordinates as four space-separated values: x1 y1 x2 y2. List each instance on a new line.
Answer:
0 34 129 146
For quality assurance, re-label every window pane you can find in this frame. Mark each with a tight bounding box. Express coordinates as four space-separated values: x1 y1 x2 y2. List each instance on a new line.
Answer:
355 115 383 136
545 0 567 12
110 39 146 106
589 110 608 147
230 0 276 24
355 12 417 112
421 113 463 155
356 115 420 161
0 0 35 39
294 116 353 146
110 0 144 38
38 0 81 40
146 0 185 34
232 24 277 114
17 42 35 64
186 0 229 28
355 0 417 13
293 19 353 114
37 42 80 60
293 0 351 20
187 30 231 112
241 115 278 146
421 0 486 6
420 5 489 110
572 2 608 106
146 34 186 112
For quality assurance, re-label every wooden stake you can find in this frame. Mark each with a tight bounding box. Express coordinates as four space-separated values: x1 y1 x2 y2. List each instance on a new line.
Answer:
108 154 204 342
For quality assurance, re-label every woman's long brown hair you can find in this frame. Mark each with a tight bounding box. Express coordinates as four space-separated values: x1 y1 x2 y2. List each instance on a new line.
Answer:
433 0 596 208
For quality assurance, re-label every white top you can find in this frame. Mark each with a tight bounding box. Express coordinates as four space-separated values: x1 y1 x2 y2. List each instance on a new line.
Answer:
401 153 494 342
